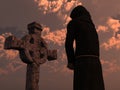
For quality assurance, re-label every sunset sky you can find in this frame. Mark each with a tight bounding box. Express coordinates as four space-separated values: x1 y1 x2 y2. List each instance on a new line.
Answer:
0 0 120 90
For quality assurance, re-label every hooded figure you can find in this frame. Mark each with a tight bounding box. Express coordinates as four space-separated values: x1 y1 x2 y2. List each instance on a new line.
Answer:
65 6 105 90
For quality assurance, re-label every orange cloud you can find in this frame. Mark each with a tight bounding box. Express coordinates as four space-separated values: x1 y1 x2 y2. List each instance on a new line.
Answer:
97 25 108 32
100 32 120 50
34 0 82 24
64 1 82 11
0 61 25 75
7 61 25 72
0 34 24 75
97 17 120 33
41 52 73 74
0 29 66 75
101 36 120 50
107 17 120 32
99 17 120 50
34 0 82 13
5 50 19 60
43 28 66 46
0 35 5 51
101 59 120 76
0 34 19 60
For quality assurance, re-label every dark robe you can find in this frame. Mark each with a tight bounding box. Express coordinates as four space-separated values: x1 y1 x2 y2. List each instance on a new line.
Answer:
65 6 105 90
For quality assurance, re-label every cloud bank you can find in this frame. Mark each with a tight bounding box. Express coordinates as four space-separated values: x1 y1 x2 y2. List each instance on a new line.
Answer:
0 34 24 75
1 0 120 77
99 17 120 50
34 0 82 25
97 16 120 76
34 0 82 14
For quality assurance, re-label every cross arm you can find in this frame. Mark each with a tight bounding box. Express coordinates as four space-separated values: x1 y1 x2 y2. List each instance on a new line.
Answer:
4 35 24 50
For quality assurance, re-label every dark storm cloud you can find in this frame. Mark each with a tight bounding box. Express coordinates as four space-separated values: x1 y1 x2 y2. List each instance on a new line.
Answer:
0 27 25 37
80 0 120 26
112 14 120 20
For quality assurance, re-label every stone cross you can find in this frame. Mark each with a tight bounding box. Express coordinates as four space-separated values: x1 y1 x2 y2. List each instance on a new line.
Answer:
4 22 57 90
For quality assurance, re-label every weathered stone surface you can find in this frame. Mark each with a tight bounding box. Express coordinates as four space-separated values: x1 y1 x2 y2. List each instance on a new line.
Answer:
4 22 57 90
4 34 57 64
26 63 40 90
4 35 23 50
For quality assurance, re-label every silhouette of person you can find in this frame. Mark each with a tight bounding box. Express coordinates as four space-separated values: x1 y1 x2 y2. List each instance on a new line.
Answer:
65 5 105 90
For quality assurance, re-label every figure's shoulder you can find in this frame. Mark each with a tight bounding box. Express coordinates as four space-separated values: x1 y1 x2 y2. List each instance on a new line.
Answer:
67 20 75 28
67 19 82 30
68 19 77 24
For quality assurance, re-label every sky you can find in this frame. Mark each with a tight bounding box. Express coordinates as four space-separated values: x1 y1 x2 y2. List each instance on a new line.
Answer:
0 0 120 90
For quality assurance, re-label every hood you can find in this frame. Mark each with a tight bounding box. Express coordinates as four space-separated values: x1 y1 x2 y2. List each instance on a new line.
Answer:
70 5 91 19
